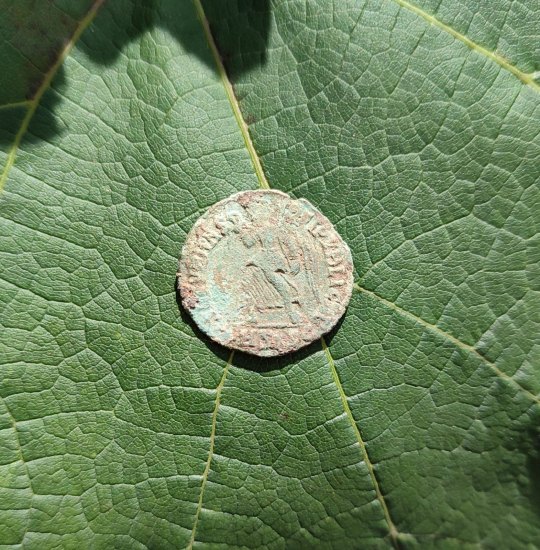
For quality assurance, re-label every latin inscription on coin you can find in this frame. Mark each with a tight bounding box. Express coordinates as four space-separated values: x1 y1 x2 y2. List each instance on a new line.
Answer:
178 190 353 357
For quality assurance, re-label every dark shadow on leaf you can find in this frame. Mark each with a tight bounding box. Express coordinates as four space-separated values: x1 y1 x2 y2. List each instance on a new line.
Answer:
0 0 270 145
231 339 323 373
0 68 65 146
0 0 96 105
78 0 270 74
323 313 346 346
200 0 271 79
230 313 346 372
0 107 27 146
75 0 270 73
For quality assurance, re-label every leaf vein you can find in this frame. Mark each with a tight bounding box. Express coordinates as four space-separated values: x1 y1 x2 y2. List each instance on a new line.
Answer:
387 0 540 92
0 100 32 111
192 0 270 190
354 283 540 405
187 351 233 550
321 336 400 549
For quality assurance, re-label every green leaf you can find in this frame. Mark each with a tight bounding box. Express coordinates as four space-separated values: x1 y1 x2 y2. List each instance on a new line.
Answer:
1 0 539 548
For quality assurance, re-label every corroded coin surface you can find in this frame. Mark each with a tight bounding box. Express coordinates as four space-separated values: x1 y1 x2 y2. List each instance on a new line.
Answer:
178 190 353 357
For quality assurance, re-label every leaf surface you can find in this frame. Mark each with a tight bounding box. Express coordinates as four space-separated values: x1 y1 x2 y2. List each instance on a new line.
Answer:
1 0 539 548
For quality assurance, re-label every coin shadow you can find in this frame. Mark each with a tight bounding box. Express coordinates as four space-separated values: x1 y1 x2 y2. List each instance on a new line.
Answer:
176 278 348 372
231 314 347 373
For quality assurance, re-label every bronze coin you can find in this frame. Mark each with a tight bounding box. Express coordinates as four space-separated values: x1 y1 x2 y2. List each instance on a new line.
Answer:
178 190 353 356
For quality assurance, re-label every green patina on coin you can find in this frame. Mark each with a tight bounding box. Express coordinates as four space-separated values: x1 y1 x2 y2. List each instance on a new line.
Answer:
178 190 353 357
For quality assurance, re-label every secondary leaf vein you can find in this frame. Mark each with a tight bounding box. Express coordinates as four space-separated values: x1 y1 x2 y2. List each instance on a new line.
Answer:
387 0 540 92
188 351 233 550
354 283 540 405
321 336 400 549
0 100 32 111
1 397 34 495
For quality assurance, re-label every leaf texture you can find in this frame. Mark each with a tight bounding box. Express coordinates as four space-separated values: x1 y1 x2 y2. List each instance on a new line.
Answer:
1 0 539 548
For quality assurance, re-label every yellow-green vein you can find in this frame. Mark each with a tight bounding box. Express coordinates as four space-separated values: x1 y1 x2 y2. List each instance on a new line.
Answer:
321 336 400 549
0 100 32 111
354 283 540 405
192 0 270 190
188 351 233 550
0 0 105 194
388 0 540 92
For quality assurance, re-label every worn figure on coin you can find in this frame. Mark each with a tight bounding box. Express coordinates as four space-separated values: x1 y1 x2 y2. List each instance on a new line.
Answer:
241 229 302 325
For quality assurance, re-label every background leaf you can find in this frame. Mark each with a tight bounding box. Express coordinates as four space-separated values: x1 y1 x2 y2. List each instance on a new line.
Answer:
1 0 539 548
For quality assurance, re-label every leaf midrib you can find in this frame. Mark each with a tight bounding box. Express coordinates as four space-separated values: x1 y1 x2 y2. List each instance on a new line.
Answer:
192 0 270 190
187 351 233 550
322 337 400 548
191 1 401 545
